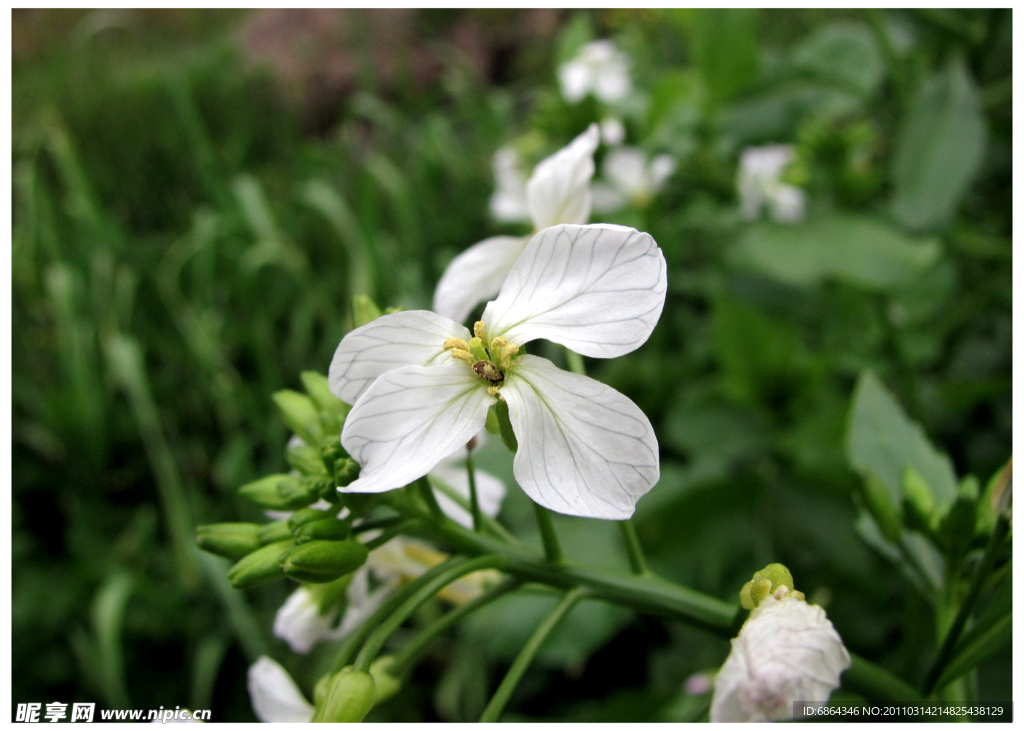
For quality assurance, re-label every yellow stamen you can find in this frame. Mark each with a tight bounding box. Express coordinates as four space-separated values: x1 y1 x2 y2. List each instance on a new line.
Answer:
473 321 486 340
450 349 474 364
490 336 508 350
500 343 520 370
443 338 470 352
487 385 502 396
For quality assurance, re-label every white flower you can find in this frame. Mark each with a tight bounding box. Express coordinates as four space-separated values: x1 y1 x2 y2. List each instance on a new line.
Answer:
737 145 807 223
248 656 314 723
558 40 633 104
434 125 600 324
600 117 626 147
489 147 530 223
592 147 676 212
273 444 506 653
332 223 665 519
710 592 851 723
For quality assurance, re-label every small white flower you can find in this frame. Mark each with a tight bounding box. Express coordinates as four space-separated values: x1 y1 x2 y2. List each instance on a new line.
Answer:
333 223 665 519
737 145 807 223
558 40 633 104
710 592 851 723
248 656 314 723
600 117 626 147
435 125 600 324
592 147 676 212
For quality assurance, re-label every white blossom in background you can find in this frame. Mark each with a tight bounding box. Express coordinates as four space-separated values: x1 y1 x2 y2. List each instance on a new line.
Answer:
488 147 530 223
248 656 315 723
592 147 676 212
710 590 851 723
435 125 600 324
333 223 665 520
273 443 506 654
558 40 633 104
737 145 806 223
600 117 626 147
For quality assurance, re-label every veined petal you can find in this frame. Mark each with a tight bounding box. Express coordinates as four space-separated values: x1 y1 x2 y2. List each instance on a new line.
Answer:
483 224 667 358
341 363 495 493
432 235 528 325
247 656 315 723
526 124 599 230
430 462 507 528
501 355 659 519
337 566 396 638
329 311 470 405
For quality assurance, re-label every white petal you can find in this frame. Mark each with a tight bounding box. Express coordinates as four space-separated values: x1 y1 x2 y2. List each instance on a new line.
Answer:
430 462 507 528
600 117 626 147
525 124 600 230
273 588 340 655
649 155 677 190
329 311 470 405
336 566 396 637
483 224 667 358
432 235 528 325
558 59 591 103
247 656 315 724
710 595 851 723
500 355 659 519
590 183 628 214
594 64 632 103
489 147 530 222
604 147 649 197
768 185 807 224
341 363 494 493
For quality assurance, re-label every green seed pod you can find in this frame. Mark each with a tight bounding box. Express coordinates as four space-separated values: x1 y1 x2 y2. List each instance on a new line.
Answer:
273 389 322 445
368 657 401 706
280 540 369 584
312 667 375 723
195 523 261 560
294 518 353 544
227 540 295 588
301 371 350 418
257 520 293 545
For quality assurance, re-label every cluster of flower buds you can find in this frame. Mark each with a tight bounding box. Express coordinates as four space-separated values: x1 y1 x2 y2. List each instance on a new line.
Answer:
194 371 376 589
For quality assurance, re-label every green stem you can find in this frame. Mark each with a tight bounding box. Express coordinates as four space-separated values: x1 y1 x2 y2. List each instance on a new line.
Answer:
479 587 586 722
923 515 1010 694
417 476 447 523
533 503 564 565
619 520 650 576
466 451 483 532
351 515 406 535
353 554 507 672
431 478 520 545
364 519 419 552
390 578 522 676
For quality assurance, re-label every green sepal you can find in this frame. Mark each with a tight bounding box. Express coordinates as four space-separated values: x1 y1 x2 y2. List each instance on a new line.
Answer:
352 295 383 328
493 400 518 453
195 523 262 560
279 540 369 583
368 657 401 705
287 443 330 477
485 407 500 435
306 573 355 615
312 667 375 723
863 473 902 543
294 518 353 544
257 520 293 545
227 540 295 588
273 389 323 445
301 371 350 418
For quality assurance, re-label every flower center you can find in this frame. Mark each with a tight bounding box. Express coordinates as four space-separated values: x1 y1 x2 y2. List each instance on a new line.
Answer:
443 321 519 396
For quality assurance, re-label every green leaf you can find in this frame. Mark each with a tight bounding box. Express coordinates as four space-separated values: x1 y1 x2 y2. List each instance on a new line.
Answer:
732 215 941 290
935 612 1011 691
687 9 759 109
891 57 987 231
792 21 884 97
847 372 959 511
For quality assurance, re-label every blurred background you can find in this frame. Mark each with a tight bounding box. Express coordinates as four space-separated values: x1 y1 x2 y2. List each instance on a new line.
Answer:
12 8 1011 721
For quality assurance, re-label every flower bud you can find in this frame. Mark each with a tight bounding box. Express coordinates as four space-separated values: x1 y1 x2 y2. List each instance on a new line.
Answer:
711 593 850 722
195 523 262 559
280 540 369 584
739 563 797 610
352 295 383 328
228 540 295 588
301 370 350 417
902 466 936 532
334 457 360 488
294 518 353 544
257 520 293 545
311 667 375 723
239 474 323 511
273 389 323 445
287 443 329 477
288 507 334 532
862 473 902 543
368 657 401 706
